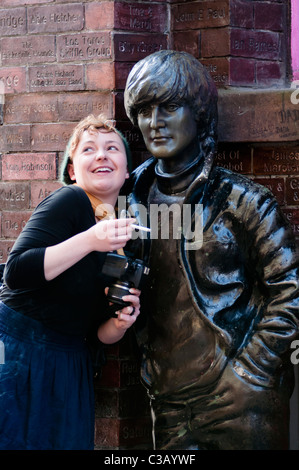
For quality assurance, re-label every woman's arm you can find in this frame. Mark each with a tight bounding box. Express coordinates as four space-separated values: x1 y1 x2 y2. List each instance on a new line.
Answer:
44 218 135 281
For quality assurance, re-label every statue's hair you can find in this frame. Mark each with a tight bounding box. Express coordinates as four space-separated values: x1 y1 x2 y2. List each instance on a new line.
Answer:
60 114 132 185
124 50 218 143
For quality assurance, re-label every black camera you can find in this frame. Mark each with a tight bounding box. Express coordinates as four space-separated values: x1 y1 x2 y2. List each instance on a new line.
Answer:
101 253 149 316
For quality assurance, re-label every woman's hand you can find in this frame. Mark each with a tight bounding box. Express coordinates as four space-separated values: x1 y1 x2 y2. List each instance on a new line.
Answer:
97 287 141 344
93 218 135 252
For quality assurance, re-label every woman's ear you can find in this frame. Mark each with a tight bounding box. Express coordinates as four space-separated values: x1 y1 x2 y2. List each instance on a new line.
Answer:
67 163 76 181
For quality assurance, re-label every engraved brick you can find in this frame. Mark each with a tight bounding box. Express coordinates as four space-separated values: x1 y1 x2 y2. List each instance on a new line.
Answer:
218 89 299 142
1 36 56 66
114 92 128 121
200 58 229 86
254 2 284 31
31 123 76 152
0 67 26 94
0 8 26 36
283 208 299 238
116 121 146 150
172 30 200 58
253 147 299 176
114 33 167 62
286 178 299 205
0 240 14 264
231 29 280 60
86 62 115 90
4 93 59 124
28 4 84 34
2 211 31 239
31 181 63 208
0 182 29 210
57 33 111 62
29 64 84 92
1 0 49 5
215 143 251 174
114 1 167 33
0 125 31 152
2 153 56 181
119 417 152 447
172 1 229 31
201 28 230 57
57 92 113 122
252 177 285 205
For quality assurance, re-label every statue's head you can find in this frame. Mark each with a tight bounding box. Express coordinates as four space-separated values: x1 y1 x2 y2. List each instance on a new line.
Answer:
124 50 218 144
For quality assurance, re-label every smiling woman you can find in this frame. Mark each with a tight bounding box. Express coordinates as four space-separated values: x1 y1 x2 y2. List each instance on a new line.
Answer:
0 114 140 450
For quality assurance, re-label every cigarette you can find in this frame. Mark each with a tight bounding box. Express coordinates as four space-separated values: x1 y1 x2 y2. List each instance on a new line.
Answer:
131 224 151 233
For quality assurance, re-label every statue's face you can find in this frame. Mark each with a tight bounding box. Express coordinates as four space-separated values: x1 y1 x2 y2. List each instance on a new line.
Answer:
137 102 199 169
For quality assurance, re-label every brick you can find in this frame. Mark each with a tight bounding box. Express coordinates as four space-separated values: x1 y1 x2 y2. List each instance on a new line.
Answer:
86 62 115 90
116 121 146 150
254 2 285 32
172 30 200 58
286 178 299 205
1 211 32 239
171 1 229 31
283 208 299 238
31 181 63 208
94 418 119 448
94 389 119 418
29 64 84 92
114 92 128 121
85 1 114 31
0 240 15 264
2 153 56 181
0 8 27 36
119 417 152 448
215 143 252 174
230 0 254 28
253 146 299 176
200 58 229 87
57 32 112 62
201 28 230 57
114 33 167 62
114 1 168 33
0 182 29 210
31 123 76 152
1 36 56 66
0 67 26 94
4 93 59 124
0 125 31 152
231 29 280 60
256 61 284 87
57 92 113 122
98 359 121 387
1 0 48 5
252 177 285 205
229 57 255 85
28 4 84 34
114 62 135 90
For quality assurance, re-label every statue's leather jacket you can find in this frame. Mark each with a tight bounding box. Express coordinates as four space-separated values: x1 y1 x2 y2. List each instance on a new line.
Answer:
123 154 299 391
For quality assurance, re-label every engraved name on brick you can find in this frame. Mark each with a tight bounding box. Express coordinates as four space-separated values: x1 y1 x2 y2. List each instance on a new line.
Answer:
2 154 56 180
5 93 58 123
0 8 26 36
0 67 26 94
29 65 84 92
28 4 84 33
253 148 299 175
57 33 111 61
115 33 167 61
1 36 56 65
0 182 29 210
172 1 229 30
286 178 299 205
2 211 31 238
115 2 167 32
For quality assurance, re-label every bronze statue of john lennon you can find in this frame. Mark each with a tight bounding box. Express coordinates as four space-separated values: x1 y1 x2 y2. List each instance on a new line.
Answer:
123 50 299 450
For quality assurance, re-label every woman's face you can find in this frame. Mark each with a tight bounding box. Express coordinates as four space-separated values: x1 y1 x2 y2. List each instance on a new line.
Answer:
67 129 129 204
137 101 199 172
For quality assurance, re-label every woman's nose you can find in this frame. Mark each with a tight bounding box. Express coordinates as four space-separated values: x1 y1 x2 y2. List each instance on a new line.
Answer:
95 148 107 160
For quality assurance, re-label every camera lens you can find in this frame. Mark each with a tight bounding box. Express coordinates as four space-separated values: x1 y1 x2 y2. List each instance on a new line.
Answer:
107 281 133 308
